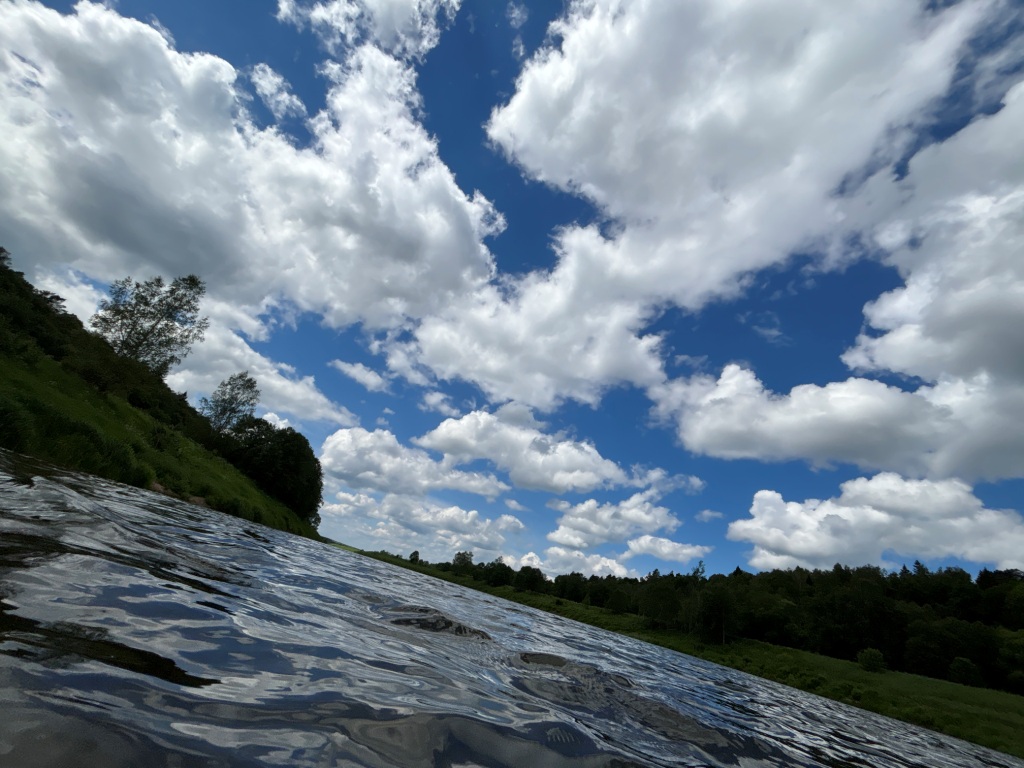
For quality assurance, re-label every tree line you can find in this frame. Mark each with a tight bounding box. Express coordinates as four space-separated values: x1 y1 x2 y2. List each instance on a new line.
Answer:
0 248 322 526
391 548 1024 695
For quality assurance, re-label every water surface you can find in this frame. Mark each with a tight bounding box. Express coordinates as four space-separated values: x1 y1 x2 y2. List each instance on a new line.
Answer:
1 451 1020 767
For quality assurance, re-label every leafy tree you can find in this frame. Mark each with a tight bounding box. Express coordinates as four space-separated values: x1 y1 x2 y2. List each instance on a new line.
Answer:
513 565 548 593
91 274 209 376
481 558 515 587
200 371 260 433
409 550 420 564
229 416 324 525
452 551 474 573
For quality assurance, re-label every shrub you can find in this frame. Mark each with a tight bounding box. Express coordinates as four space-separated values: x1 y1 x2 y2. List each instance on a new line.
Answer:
857 647 887 672
0 399 36 452
949 657 983 686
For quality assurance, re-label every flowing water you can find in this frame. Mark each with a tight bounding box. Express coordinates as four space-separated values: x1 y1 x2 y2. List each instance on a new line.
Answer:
0 450 1020 768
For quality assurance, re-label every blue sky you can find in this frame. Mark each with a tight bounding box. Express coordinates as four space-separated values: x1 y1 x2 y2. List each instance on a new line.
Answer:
3 0 1024 578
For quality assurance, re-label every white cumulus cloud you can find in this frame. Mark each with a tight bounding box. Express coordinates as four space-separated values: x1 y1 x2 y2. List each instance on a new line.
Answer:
391 0 992 409
728 473 1024 570
652 363 1024 483
321 490 523 560
621 535 711 565
277 0 460 59
547 489 679 549
250 63 306 120
541 546 630 578
320 427 508 497
416 403 633 493
331 359 389 392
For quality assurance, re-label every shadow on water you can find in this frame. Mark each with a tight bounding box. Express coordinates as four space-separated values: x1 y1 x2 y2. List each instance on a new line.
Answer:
0 600 218 687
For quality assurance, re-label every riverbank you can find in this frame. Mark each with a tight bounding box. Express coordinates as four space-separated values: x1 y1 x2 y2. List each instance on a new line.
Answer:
0 352 316 538
352 548 1024 759
1 254 318 538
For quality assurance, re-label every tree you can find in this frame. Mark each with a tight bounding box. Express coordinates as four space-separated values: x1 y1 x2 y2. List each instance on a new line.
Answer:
90 274 209 376
452 551 474 574
229 416 324 525
513 565 548 593
200 371 260 433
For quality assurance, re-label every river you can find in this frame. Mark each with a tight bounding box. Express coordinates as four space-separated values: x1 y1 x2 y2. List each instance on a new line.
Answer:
0 450 1020 767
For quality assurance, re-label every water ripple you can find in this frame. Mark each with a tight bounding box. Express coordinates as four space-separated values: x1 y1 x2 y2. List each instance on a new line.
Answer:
1 450 1021 767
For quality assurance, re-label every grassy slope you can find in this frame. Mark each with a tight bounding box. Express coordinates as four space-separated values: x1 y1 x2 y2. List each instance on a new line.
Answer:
0 351 317 538
351 549 1024 759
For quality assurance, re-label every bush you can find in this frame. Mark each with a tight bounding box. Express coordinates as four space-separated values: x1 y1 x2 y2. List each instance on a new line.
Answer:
0 399 36 452
857 647 887 672
949 657 983 686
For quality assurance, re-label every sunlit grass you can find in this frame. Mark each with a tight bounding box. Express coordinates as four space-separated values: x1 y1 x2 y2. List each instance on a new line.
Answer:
0 352 316 537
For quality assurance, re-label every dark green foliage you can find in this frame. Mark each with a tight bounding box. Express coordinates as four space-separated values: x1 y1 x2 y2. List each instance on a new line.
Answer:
481 558 515 587
553 571 587 602
949 656 984 686
452 550 474 573
513 565 548 593
2 392 151 487
857 648 887 672
0 399 36 452
90 274 210 376
227 416 323 525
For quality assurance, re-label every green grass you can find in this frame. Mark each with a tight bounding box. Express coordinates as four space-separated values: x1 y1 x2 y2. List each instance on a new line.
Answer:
0 352 317 537
356 551 1024 759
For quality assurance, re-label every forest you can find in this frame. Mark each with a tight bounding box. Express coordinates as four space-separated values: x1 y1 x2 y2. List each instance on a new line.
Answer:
0 247 323 532
381 548 1024 696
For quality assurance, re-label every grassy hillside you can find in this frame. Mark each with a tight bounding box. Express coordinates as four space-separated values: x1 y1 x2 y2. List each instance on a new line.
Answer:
353 548 1024 759
0 251 317 537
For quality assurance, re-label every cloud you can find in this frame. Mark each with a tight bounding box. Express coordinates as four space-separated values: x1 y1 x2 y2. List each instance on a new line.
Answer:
419 390 459 416
261 411 292 429
501 551 543 571
506 1 527 59
844 81 1024 386
415 403 631 493
389 0 993 409
647 72 1024 485
652 363 1024 482
541 546 630 578
489 0 984 256
320 426 509 497
546 489 678 549
728 473 1024 570
653 364 944 473
250 63 306 120
31 267 104 322
321 490 523 559
166 323 357 425
0 1 502 351
695 510 723 523
621 535 711 565
331 359 389 392
403 264 667 409
277 0 461 59
506 3 527 30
